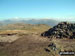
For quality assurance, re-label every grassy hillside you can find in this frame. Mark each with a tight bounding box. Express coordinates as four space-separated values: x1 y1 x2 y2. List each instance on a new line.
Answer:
0 23 75 56
0 23 50 35
0 23 51 56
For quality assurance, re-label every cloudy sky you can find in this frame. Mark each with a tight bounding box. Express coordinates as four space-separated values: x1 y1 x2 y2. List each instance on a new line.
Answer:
0 0 75 21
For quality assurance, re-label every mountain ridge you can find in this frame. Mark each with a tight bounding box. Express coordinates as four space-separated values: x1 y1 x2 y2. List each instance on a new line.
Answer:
0 19 59 26
0 18 75 26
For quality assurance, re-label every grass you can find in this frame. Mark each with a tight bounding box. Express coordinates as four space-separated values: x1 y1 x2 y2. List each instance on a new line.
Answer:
0 23 75 56
52 39 75 51
0 24 50 35
0 35 51 56
0 49 8 56
0 24 51 56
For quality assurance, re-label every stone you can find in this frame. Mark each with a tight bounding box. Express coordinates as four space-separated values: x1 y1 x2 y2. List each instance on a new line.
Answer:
41 22 75 39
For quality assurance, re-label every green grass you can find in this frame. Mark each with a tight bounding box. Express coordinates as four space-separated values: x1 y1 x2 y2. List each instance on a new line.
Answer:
0 49 8 56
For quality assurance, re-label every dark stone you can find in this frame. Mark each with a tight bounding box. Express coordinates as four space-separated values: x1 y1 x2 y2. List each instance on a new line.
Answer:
48 43 56 47
41 22 75 39
44 48 50 52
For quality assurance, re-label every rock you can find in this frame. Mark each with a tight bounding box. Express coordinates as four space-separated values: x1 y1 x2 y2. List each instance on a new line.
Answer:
48 43 57 51
44 48 50 52
48 43 56 47
41 22 75 39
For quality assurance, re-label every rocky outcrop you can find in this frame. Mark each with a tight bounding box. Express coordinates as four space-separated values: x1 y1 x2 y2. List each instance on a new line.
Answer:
41 22 75 39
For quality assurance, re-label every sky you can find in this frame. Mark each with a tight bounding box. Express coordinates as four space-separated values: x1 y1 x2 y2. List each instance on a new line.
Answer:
0 0 75 21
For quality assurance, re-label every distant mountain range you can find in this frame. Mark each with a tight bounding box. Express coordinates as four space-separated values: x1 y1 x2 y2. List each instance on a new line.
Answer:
0 18 75 26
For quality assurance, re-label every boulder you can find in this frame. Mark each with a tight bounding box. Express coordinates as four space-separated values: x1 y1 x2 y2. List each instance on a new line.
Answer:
41 22 75 39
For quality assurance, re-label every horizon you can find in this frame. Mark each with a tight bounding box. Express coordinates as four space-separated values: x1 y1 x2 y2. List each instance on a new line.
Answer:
0 17 75 22
0 0 75 21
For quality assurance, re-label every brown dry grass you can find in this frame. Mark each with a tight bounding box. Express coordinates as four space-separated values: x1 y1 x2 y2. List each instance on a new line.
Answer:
52 38 75 51
0 24 51 56
0 35 51 56
0 24 75 56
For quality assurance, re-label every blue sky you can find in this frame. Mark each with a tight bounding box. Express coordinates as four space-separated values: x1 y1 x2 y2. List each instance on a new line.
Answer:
0 0 75 21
